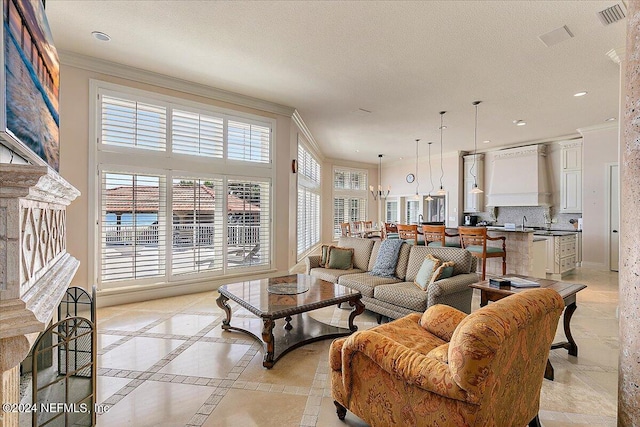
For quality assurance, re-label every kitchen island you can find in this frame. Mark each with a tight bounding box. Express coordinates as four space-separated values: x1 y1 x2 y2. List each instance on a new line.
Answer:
448 226 541 278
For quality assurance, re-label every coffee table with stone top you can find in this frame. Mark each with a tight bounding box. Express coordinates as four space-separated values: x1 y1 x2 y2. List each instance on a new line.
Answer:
216 274 364 368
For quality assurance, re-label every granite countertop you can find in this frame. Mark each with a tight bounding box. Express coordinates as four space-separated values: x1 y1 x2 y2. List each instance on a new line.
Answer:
532 230 578 236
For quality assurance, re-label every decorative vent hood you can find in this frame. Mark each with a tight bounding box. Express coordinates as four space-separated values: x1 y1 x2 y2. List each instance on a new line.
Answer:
486 145 551 207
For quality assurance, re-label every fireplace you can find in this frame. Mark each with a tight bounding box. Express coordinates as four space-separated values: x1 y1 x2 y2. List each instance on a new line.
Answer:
0 164 80 427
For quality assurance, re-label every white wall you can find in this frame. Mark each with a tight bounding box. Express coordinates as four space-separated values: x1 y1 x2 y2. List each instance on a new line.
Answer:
58 62 297 296
381 152 462 226
579 124 619 269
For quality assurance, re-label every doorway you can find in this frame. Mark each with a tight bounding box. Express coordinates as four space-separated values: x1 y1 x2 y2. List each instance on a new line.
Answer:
608 164 619 271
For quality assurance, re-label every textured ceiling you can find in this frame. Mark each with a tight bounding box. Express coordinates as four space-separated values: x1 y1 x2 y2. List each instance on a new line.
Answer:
46 1 627 164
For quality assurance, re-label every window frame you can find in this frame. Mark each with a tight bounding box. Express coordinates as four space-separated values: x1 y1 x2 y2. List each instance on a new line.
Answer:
332 166 368 239
89 80 276 290
296 137 321 260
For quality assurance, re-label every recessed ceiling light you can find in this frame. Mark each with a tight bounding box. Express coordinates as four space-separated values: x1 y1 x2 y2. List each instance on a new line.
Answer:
483 140 491 144
355 150 360 153
92 31 111 42
513 120 526 126
399 157 403 160
605 117 616 122
574 91 588 97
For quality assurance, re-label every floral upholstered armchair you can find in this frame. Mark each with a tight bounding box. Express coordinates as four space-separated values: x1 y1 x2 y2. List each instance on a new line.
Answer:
330 288 564 427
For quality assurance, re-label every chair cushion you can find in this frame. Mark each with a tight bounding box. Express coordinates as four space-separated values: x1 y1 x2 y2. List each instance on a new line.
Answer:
338 272 401 298
375 282 429 312
427 241 462 248
466 245 505 254
370 239 404 278
414 255 442 290
327 246 354 269
310 267 363 283
361 313 446 355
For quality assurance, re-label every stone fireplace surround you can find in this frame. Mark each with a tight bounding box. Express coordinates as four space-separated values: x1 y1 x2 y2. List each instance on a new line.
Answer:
0 164 80 427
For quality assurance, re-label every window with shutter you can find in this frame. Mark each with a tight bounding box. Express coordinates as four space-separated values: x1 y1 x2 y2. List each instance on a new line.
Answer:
94 83 274 289
296 143 321 258
333 167 368 238
386 200 399 223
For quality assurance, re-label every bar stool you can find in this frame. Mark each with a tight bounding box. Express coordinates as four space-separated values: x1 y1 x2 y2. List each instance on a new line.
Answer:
397 224 424 245
422 225 461 247
458 226 506 280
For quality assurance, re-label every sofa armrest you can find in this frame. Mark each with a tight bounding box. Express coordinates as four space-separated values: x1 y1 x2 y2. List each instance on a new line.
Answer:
305 255 322 273
428 273 477 298
419 305 467 342
340 331 473 403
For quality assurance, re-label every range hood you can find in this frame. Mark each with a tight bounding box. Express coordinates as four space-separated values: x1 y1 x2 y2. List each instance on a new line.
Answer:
486 144 551 207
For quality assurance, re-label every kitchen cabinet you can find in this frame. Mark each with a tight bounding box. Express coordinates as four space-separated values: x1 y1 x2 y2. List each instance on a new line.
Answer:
535 233 577 278
531 239 547 279
560 140 582 213
463 154 484 213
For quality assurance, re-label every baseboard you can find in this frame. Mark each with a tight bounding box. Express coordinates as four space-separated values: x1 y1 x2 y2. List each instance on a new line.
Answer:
96 269 281 308
579 261 607 271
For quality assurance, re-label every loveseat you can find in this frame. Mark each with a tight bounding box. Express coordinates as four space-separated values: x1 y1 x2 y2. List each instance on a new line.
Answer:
305 236 479 319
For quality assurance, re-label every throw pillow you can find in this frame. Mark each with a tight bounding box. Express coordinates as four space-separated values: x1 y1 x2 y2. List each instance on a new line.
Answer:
414 254 442 290
369 239 404 278
319 244 331 268
327 246 354 270
430 261 455 284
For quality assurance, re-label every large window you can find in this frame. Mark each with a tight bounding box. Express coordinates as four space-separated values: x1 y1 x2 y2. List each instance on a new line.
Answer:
94 83 274 289
297 142 321 258
333 167 367 238
406 199 420 225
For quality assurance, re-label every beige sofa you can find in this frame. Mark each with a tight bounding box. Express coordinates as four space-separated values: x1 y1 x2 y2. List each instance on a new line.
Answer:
305 236 478 319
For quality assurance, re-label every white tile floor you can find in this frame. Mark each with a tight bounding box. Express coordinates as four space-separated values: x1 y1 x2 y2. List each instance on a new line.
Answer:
92 267 618 426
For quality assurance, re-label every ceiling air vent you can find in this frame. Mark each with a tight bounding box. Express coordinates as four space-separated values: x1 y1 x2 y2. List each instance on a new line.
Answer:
598 3 626 26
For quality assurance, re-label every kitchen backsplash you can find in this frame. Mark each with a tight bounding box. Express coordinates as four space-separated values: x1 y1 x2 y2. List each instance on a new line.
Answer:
475 206 581 230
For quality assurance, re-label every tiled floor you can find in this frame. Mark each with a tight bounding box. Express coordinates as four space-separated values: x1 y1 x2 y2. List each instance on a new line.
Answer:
93 267 618 426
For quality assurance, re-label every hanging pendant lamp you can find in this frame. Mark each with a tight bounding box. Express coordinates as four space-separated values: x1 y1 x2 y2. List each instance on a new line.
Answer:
436 111 447 195
470 101 484 194
425 142 434 201
412 139 421 200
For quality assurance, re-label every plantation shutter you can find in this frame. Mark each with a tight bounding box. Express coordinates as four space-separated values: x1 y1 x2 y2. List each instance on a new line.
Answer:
227 121 270 163
172 109 224 158
333 167 368 238
227 179 270 268
297 144 321 257
100 95 166 151
171 178 224 275
100 172 166 283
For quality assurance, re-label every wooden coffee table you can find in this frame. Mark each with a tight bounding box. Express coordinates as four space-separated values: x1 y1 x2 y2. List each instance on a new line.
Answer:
469 275 587 381
216 274 364 368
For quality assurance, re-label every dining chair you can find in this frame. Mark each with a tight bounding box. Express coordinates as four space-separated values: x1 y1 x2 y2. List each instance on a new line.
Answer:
396 224 423 245
421 224 461 247
458 226 506 280
383 223 399 240
340 222 351 237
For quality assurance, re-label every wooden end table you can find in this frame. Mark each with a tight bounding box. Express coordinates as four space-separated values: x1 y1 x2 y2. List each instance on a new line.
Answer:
216 274 364 368
469 276 586 381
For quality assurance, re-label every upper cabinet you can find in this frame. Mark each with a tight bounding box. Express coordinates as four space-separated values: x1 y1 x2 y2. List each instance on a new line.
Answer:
560 140 582 213
463 154 484 213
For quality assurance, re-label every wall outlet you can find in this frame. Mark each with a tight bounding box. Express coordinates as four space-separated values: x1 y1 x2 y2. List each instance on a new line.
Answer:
551 218 557 223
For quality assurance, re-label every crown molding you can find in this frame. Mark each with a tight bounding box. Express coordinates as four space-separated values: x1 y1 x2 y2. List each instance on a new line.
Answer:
59 50 296 117
292 110 324 161
577 122 619 134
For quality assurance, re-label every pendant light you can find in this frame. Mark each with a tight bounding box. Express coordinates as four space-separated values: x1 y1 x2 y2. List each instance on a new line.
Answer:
470 101 484 194
412 139 421 200
425 142 434 201
436 111 447 195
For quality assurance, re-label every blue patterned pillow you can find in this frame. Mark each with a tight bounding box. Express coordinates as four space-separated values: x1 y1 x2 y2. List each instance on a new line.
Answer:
369 239 403 278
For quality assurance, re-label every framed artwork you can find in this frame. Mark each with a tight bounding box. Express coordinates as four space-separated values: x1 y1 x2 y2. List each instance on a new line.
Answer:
0 0 59 171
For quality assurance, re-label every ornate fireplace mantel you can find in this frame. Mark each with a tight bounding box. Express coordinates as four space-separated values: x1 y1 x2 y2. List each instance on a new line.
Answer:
0 164 80 427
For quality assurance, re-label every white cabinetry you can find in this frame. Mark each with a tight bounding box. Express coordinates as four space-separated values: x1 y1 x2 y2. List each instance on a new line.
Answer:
463 154 484 213
536 233 577 278
560 141 582 213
